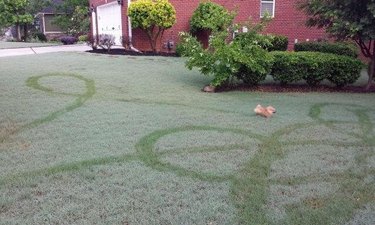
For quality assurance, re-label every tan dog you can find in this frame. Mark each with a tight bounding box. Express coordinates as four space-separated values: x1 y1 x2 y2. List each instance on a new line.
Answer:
254 104 276 118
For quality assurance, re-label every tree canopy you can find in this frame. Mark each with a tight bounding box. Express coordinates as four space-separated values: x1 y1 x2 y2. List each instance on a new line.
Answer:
189 1 235 33
53 0 90 36
299 0 375 89
0 0 32 26
0 0 34 40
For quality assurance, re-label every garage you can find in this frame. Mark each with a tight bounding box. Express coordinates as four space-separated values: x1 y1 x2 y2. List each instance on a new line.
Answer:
96 2 123 46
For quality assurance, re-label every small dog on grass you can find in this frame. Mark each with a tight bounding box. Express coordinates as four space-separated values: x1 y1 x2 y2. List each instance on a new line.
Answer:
254 104 276 118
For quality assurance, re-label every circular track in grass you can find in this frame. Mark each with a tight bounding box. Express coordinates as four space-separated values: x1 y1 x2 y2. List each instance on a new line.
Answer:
135 126 264 182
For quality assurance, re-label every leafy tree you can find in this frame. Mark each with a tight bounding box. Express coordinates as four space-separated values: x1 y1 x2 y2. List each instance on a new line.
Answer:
0 0 33 41
27 0 49 15
53 0 90 36
128 0 176 53
299 0 375 90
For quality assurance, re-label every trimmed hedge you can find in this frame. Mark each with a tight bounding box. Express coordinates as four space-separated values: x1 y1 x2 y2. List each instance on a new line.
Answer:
234 63 271 86
326 56 364 87
270 51 306 84
271 51 363 87
294 41 358 58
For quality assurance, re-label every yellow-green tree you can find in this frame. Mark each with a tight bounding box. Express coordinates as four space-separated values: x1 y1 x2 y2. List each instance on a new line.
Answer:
128 0 176 52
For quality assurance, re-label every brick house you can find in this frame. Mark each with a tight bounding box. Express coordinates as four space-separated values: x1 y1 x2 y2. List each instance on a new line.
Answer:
35 0 65 40
89 0 326 52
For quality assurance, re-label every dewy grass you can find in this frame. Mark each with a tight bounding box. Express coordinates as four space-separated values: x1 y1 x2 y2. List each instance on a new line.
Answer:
0 41 59 49
1 73 95 144
0 52 374 224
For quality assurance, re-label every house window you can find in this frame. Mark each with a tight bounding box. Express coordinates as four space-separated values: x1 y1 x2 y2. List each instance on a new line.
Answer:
260 0 275 18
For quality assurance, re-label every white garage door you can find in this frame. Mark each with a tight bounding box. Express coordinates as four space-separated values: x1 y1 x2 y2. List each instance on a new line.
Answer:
97 2 123 46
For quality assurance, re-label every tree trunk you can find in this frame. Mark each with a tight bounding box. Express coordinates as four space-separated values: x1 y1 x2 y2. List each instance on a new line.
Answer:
366 56 374 90
150 38 156 53
16 24 21 41
146 29 156 53
23 25 28 41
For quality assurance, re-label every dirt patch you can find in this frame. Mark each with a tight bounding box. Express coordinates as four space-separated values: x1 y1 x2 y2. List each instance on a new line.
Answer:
303 197 326 209
0 118 20 141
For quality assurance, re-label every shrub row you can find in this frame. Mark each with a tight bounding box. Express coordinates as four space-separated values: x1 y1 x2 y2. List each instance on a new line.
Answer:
294 41 358 58
61 35 90 45
270 51 363 87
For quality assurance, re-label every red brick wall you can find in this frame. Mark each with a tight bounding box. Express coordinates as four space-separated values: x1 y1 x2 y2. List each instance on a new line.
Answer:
265 1 327 49
89 0 326 52
90 0 118 8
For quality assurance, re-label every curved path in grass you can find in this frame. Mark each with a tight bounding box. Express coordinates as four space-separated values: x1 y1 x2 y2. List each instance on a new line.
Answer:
0 73 95 144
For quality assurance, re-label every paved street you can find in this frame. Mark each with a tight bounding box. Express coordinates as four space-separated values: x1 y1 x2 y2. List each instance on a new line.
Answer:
0 44 92 57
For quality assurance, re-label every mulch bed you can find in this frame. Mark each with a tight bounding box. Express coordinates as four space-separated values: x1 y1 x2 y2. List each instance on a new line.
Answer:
86 48 177 57
87 48 375 93
215 83 375 93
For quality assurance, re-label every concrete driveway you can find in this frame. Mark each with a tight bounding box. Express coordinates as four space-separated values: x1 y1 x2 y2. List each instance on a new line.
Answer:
0 44 92 57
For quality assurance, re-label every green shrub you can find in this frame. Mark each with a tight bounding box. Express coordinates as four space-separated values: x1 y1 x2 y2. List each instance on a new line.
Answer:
268 35 288 51
179 25 273 87
294 41 358 58
235 63 270 86
302 53 330 86
175 43 184 57
326 56 364 87
235 33 288 52
78 34 88 42
270 51 307 84
190 1 234 33
32 32 47 42
271 51 363 87
233 31 273 85
234 32 272 51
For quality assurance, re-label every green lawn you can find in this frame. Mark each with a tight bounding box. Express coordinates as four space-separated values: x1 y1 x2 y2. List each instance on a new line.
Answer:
0 41 60 49
0 52 374 225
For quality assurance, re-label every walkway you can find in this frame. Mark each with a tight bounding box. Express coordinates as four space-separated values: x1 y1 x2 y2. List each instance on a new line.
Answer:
0 44 92 57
